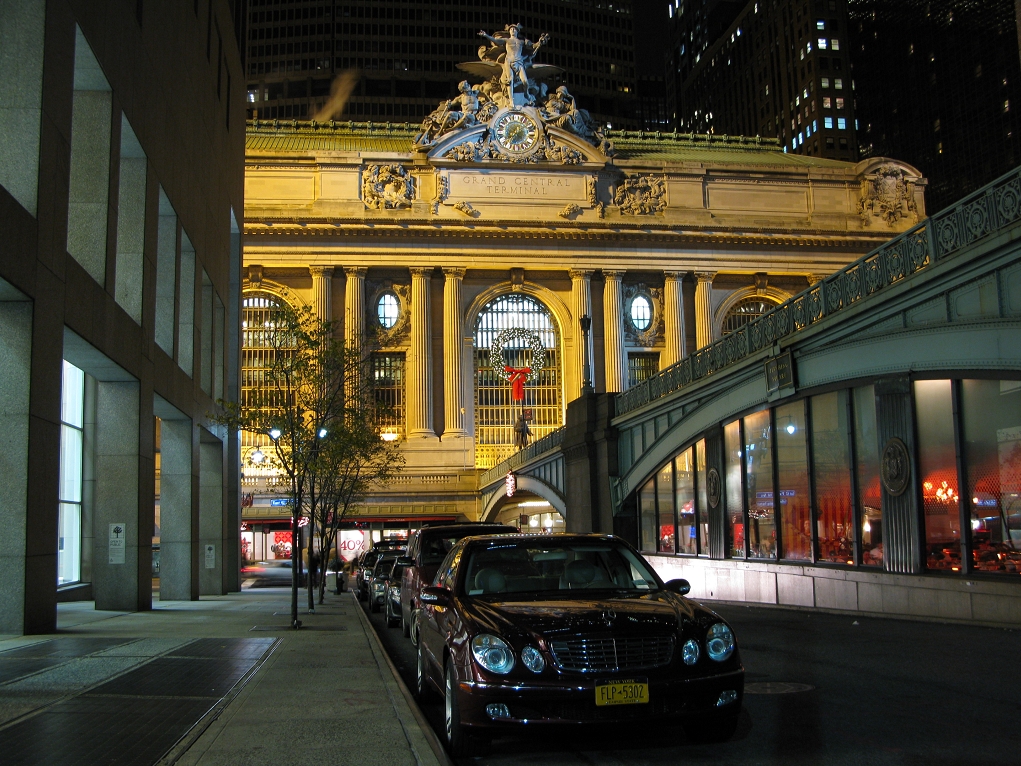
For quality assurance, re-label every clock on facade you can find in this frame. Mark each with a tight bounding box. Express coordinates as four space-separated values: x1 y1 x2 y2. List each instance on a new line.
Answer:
494 110 540 153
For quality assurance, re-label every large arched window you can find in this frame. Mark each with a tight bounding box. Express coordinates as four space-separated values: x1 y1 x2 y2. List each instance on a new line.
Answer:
241 291 297 458
474 294 562 469
721 296 782 335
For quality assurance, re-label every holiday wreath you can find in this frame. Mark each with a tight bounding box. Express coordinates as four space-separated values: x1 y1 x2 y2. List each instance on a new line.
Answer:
488 328 547 383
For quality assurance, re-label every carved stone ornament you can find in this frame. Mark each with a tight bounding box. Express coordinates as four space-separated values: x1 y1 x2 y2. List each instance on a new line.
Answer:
362 164 415 210
859 165 918 226
443 128 584 165
623 283 663 346
706 468 722 509
453 200 479 217
366 282 411 347
615 174 667 215
880 437 911 497
559 203 581 219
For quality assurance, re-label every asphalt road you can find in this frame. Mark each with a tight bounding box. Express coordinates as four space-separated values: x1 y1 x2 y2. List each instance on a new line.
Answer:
359 595 1021 765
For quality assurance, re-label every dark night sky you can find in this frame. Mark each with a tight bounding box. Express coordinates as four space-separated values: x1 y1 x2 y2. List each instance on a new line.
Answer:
632 0 673 78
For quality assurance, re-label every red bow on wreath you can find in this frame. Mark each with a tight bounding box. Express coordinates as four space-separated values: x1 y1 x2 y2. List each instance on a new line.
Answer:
504 366 531 401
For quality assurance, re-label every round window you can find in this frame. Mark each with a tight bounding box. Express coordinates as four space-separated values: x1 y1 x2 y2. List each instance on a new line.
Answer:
630 295 652 331
377 293 400 329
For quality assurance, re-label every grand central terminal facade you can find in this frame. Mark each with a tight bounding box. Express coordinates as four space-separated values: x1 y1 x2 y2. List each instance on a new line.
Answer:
240 25 928 554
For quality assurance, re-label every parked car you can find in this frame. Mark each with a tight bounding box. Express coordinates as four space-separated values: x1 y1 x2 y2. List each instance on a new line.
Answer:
356 544 407 601
368 551 404 613
385 559 410 628
415 533 745 757
399 523 515 644
241 559 297 587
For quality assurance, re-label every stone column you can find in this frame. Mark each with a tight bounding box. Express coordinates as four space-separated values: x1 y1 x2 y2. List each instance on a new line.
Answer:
570 270 593 397
343 267 365 346
694 271 716 350
198 432 224 596
603 270 626 393
158 416 196 601
663 271 686 368
309 266 333 324
442 268 467 438
408 267 435 438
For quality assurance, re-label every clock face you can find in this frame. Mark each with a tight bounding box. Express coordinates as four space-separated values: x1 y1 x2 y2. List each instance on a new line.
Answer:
494 111 539 153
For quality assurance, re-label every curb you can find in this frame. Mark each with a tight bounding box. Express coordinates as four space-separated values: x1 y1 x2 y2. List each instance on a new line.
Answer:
352 592 455 766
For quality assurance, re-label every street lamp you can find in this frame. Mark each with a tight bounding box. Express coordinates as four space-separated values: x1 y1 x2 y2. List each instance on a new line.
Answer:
269 427 282 440
250 448 265 464
318 427 328 438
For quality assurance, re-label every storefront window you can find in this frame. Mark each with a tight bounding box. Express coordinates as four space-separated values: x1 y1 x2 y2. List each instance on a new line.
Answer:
724 422 743 557
58 361 85 586
744 410 776 558
777 400 811 560
639 477 656 553
915 380 961 571
657 463 675 553
961 380 1021 575
696 439 710 555
675 448 696 554
811 391 855 564
854 385 883 567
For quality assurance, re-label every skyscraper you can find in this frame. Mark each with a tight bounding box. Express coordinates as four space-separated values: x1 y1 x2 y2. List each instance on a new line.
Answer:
245 0 639 129
666 0 859 162
849 0 1021 210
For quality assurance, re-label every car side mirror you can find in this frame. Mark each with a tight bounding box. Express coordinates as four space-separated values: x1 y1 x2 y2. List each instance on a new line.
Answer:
420 585 452 607
664 578 691 596
397 556 414 567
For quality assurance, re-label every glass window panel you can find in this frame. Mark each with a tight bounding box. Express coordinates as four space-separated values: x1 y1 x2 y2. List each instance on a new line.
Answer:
675 448 697 555
854 385 883 566
61 360 85 428
57 503 82 585
59 424 83 503
657 463 675 553
724 421 743 557
696 439 710 555
915 380 961 571
628 352 659 387
639 477 657 553
373 352 405 438
777 400 811 561
961 380 1021 574
811 391 855 564
377 292 399 328
630 295 651 330
744 410 776 559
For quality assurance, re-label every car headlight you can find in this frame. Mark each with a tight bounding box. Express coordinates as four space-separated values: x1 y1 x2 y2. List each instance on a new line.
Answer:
706 623 735 662
520 645 545 673
471 634 515 674
682 638 700 665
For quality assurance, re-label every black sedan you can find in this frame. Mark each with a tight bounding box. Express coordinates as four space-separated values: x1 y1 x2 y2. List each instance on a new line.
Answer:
415 534 744 757
368 551 404 613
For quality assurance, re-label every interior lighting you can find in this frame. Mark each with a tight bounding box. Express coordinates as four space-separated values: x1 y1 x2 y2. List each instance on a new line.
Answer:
528 516 540 528
380 431 400 442
786 422 797 435
518 501 551 507
863 519 872 533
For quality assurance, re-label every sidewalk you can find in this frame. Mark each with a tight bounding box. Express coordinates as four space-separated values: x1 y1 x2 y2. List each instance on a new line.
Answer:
0 588 449 766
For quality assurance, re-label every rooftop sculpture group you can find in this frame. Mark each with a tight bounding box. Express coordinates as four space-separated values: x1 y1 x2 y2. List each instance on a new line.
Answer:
413 24 611 157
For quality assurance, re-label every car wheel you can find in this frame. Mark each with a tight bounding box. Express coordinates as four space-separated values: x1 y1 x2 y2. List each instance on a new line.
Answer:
415 640 434 700
410 609 420 647
401 607 410 638
444 661 489 757
683 711 740 743
386 603 399 628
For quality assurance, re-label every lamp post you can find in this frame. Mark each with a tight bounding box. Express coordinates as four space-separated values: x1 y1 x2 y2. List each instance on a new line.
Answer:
580 314 593 395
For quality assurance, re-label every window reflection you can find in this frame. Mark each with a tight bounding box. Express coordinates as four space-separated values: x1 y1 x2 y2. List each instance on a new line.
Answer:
854 385 883 567
777 400 811 560
657 463 675 553
724 422 743 558
962 380 1021 574
811 391 855 564
744 410 776 559
916 380 961 570
696 439 710 555
675 449 697 555
639 477 656 553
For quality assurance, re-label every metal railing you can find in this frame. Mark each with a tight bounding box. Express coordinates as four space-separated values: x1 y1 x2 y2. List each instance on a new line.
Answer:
616 165 1021 417
478 426 567 489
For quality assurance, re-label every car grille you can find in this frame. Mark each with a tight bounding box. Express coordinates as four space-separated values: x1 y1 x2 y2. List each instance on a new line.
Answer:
548 635 674 673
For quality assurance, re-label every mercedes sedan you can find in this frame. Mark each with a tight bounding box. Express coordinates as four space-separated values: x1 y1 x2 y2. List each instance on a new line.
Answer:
415 534 744 757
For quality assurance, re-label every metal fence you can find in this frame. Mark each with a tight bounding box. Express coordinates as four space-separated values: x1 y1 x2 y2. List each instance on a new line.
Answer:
478 426 567 489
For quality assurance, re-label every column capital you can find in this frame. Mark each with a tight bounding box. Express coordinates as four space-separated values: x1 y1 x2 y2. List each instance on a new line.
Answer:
806 273 826 285
309 265 334 278
410 267 433 278
663 270 686 281
603 269 625 280
344 266 367 278
569 269 594 280
694 271 717 283
442 267 466 279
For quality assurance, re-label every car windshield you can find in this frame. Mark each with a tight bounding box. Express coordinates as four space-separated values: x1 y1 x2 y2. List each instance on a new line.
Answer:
421 536 467 565
461 541 661 597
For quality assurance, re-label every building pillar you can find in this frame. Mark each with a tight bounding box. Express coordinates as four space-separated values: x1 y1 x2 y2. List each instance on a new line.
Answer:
344 266 365 346
158 415 196 601
570 269 593 398
408 267 435 438
309 266 333 324
198 431 224 596
603 270 626 393
663 271 686 368
442 268 467 438
694 271 716 350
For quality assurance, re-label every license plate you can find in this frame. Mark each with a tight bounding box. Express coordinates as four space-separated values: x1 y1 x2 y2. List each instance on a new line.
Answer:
595 678 649 706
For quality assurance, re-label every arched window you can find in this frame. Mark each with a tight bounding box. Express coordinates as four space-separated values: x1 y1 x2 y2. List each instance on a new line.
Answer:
474 294 562 469
241 291 297 458
721 296 781 335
